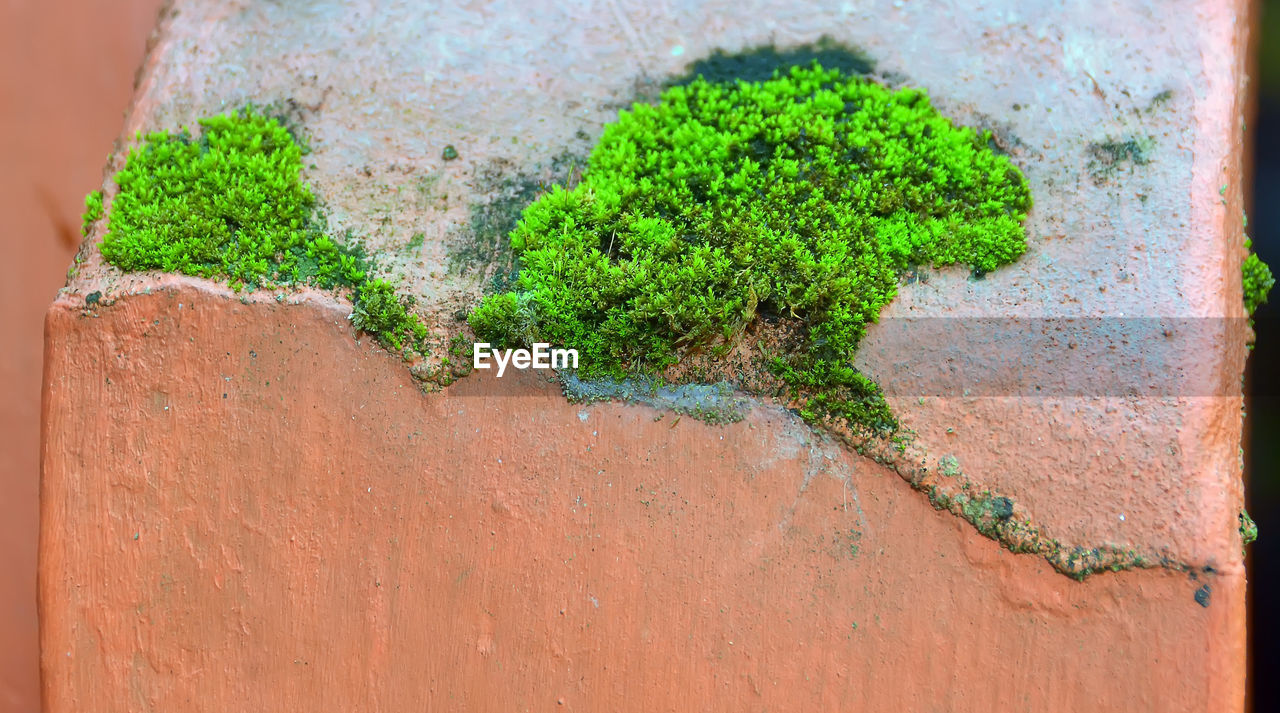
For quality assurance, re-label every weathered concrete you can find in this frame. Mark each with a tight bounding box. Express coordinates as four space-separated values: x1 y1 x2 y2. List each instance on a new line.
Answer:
42 0 1253 710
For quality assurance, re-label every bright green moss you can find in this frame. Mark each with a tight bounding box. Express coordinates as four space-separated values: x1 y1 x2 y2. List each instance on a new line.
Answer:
1241 509 1258 554
96 108 428 358
469 65 1032 433
81 190 103 236
351 279 429 353
100 108 360 289
1244 237 1274 316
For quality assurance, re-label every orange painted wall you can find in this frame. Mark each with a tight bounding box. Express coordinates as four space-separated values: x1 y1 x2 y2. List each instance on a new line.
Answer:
39 285 1244 712
0 2 164 711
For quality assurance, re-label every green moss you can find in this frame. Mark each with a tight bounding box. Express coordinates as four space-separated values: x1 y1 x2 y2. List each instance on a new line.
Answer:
1241 509 1258 553
1243 237 1274 316
95 107 428 357
351 279 429 354
469 65 1032 433
81 190 103 236
100 108 361 289
446 153 584 287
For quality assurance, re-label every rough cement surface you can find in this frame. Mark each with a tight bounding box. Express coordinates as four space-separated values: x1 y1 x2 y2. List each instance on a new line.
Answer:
46 0 1252 709
43 287 1240 712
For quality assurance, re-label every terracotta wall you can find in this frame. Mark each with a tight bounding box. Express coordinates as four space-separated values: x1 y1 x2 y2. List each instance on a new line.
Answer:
19 0 1262 710
38 285 1246 713
0 2 164 711
36 0 1254 710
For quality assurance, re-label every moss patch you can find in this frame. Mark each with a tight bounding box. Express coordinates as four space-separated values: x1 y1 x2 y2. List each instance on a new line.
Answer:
81 190 103 236
1244 237 1274 316
95 107 428 359
469 65 1032 434
1240 509 1258 554
351 279 429 353
446 153 583 291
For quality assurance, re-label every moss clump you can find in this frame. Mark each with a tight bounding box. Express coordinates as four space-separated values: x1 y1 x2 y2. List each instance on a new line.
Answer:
100 108 365 289
81 190 103 236
351 279 428 353
469 65 1031 433
1243 237 1274 316
1240 509 1258 553
96 108 428 358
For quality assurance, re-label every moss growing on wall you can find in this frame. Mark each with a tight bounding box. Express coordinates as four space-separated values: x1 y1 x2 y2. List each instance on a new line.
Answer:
1244 237 1274 316
100 109 360 288
1240 509 1258 555
95 108 428 359
469 65 1032 433
350 279 429 353
81 190 103 236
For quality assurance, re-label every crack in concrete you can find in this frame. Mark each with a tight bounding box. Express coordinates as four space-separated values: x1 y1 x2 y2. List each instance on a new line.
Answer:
844 426 1199 581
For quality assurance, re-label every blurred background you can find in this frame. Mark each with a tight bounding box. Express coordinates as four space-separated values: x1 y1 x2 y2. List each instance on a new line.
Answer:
0 2 1274 712
0 1 167 710
1248 2 1279 710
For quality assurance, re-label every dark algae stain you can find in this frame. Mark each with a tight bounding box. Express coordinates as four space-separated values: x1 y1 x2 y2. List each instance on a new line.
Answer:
670 37 874 86
1194 583 1211 608
1087 134 1154 183
446 161 544 282
446 153 584 291
469 64 1032 436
